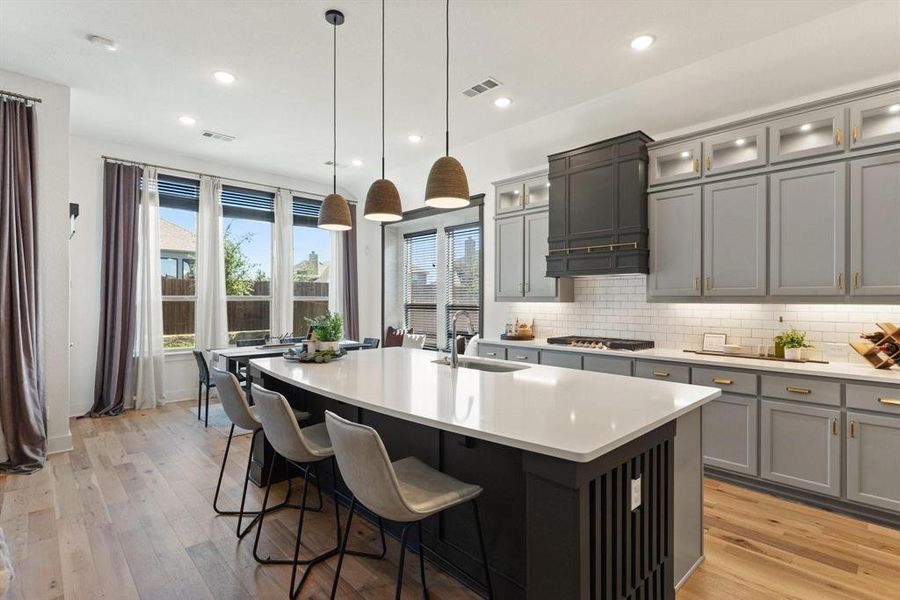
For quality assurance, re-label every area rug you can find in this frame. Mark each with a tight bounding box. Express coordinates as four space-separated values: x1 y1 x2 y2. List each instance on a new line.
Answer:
184 403 254 437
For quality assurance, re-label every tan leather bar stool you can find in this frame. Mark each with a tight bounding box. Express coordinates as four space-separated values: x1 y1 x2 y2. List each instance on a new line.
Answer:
325 411 493 600
209 369 318 538
250 385 386 599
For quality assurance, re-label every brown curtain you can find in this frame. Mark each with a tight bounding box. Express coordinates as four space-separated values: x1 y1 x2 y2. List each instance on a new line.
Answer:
0 98 46 472
342 208 359 340
89 162 141 417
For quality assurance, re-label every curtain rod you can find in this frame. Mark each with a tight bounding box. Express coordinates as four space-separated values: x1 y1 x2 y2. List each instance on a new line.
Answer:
0 89 42 104
101 155 357 204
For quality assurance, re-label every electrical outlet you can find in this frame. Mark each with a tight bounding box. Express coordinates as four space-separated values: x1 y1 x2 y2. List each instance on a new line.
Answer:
631 476 642 511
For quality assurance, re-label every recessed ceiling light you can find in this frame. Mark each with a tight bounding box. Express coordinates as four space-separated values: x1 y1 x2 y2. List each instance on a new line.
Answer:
680 151 690 158
735 138 746 146
351 159 363 167
408 134 422 143
87 34 118 52
212 71 236 84
630 35 655 51
800 123 812 132
494 96 512 109
889 104 900 113
178 115 196 126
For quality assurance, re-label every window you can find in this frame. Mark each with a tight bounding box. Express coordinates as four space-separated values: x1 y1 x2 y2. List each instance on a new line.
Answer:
222 185 273 344
292 197 329 335
403 230 438 349
158 175 200 351
444 223 481 349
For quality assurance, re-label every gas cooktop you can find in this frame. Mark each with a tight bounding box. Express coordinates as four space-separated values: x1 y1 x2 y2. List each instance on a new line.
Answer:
546 336 655 352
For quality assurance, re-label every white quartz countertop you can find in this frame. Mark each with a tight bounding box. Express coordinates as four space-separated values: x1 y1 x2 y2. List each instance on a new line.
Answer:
480 338 900 386
250 348 720 463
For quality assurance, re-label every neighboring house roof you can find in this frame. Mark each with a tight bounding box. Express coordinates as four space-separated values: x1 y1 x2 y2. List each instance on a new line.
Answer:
293 259 330 283
160 219 196 254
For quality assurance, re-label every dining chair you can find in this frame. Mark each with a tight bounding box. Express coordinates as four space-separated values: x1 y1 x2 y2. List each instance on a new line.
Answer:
192 350 216 427
402 333 427 349
236 338 265 347
325 411 492 600
384 326 406 348
362 337 380 349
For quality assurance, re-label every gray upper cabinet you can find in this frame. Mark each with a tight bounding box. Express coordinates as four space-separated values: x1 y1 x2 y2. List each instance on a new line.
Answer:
703 393 758 476
702 125 767 175
769 105 846 164
496 181 524 214
760 399 841 497
495 216 524 299
849 91 900 150
523 176 550 209
846 411 900 512
850 153 900 296
649 187 701 296
524 212 556 298
702 176 767 296
648 140 701 186
770 164 847 296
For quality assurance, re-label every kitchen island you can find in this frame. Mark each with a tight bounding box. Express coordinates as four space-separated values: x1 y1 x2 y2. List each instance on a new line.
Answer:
251 348 719 599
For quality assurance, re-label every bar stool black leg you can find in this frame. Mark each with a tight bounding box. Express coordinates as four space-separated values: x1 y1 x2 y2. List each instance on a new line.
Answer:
204 383 210 427
472 500 493 599
212 424 236 514
197 381 203 420
329 495 356 600
252 453 277 564
417 522 429 599
287 466 312 597
395 523 414 600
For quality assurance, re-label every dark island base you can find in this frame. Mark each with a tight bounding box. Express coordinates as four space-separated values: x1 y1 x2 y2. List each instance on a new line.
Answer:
256 373 676 600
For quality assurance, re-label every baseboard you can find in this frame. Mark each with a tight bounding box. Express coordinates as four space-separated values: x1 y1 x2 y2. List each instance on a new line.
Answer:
48 432 73 455
164 388 218 404
675 555 704 590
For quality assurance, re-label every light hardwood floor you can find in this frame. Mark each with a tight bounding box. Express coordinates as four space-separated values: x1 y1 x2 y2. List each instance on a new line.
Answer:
2 400 899 600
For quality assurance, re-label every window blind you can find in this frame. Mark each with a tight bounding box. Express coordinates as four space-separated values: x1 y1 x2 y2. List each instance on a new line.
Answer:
221 185 275 222
444 223 481 349
293 196 322 227
156 174 199 211
403 229 438 349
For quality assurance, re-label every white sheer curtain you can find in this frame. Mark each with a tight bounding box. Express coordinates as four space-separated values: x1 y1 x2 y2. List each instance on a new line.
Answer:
195 176 228 350
271 189 294 337
328 230 346 319
132 167 166 409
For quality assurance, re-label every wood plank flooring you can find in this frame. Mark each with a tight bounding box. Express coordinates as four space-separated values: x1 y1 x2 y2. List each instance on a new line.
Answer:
1 400 898 599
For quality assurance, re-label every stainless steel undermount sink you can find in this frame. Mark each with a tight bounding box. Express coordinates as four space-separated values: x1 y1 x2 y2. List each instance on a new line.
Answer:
432 357 530 373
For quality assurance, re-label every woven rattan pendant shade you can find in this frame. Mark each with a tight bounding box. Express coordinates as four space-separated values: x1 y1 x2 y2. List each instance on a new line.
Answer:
364 179 402 222
318 192 352 231
425 155 469 209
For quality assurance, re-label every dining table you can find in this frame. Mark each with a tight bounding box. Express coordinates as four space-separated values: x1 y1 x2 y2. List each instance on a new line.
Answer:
210 339 367 379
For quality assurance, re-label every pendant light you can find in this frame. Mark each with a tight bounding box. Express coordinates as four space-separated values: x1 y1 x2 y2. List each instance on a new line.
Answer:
424 0 469 209
318 9 353 231
364 0 403 222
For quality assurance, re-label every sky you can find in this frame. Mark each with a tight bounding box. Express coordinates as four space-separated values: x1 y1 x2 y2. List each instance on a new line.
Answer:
160 206 331 278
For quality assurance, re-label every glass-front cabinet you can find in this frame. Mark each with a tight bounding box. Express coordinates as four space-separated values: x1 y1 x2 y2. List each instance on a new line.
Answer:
701 125 767 175
849 91 900 149
523 176 550 209
648 140 702 186
769 106 846 163
495 180 524 213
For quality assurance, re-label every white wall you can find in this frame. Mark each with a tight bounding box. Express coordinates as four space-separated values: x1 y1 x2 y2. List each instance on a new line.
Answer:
0 69 72 456
68 135 357 414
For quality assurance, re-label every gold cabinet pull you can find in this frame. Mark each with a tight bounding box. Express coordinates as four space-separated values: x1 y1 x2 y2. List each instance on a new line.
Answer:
853 272 860 289
513 355 529 361
713 378 733 385
786 386 811 395
692 159 700 173
705 276 711 291
835 127 844 145
851 125 860 142
705 156 712 171
837 272 843 289
486 352 497 357
652 370 670 378
694 276 699 291
879 397 900 406
831 417 838 436
849 420 856 438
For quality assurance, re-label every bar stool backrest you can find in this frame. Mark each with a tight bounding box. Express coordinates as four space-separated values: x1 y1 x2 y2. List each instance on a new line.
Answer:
325 411 414 522
251 384 325 464
210 369 260 431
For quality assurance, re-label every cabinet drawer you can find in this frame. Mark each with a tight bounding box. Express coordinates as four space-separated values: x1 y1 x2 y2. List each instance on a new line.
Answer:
478 344 507 360
761 374 840 406
583 355 632 376
539 350 582 369
692 367 757 396
507 348 540 364
634 361 690 384
847 384 900 416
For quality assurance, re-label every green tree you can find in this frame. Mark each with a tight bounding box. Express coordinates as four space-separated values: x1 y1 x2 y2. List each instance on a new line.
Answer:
293 261 318 282
223 224 257 296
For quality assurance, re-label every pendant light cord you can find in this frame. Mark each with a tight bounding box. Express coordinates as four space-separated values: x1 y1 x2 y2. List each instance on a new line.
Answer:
333 20 337 195
444 0 450 157
381 0 386 179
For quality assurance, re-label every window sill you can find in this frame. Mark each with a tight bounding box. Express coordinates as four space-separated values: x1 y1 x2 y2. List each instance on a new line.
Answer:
165 350 196 361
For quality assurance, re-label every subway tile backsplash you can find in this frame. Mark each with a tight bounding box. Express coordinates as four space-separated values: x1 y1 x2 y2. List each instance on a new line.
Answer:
505 275 899 365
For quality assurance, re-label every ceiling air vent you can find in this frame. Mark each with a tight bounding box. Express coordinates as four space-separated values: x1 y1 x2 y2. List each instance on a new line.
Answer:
201 130 236 142
461 76 501 98
324 160 349 168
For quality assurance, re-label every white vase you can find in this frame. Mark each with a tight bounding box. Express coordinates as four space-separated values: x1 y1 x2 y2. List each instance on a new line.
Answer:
784 347 802 361
318 341 340 352
306 340 317 353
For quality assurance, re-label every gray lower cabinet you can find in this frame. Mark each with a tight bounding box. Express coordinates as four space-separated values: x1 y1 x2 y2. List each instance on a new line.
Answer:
702 394 758 476
539 350 582 369
760 399 841 497
648 187 702 297
849 153 900 296
634 360 691 384
702 176 767 296
495 217 524 299
583 355 632 376
478 344 506 360
769 163 847 296
507 347 539 364
846 411 900 512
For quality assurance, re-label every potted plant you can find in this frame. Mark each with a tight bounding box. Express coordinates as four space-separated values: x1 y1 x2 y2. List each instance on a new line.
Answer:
306 312 343 353
774 328 812 361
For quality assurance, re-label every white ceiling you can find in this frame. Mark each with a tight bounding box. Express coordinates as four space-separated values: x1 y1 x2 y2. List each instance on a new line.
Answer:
1 0 895 198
